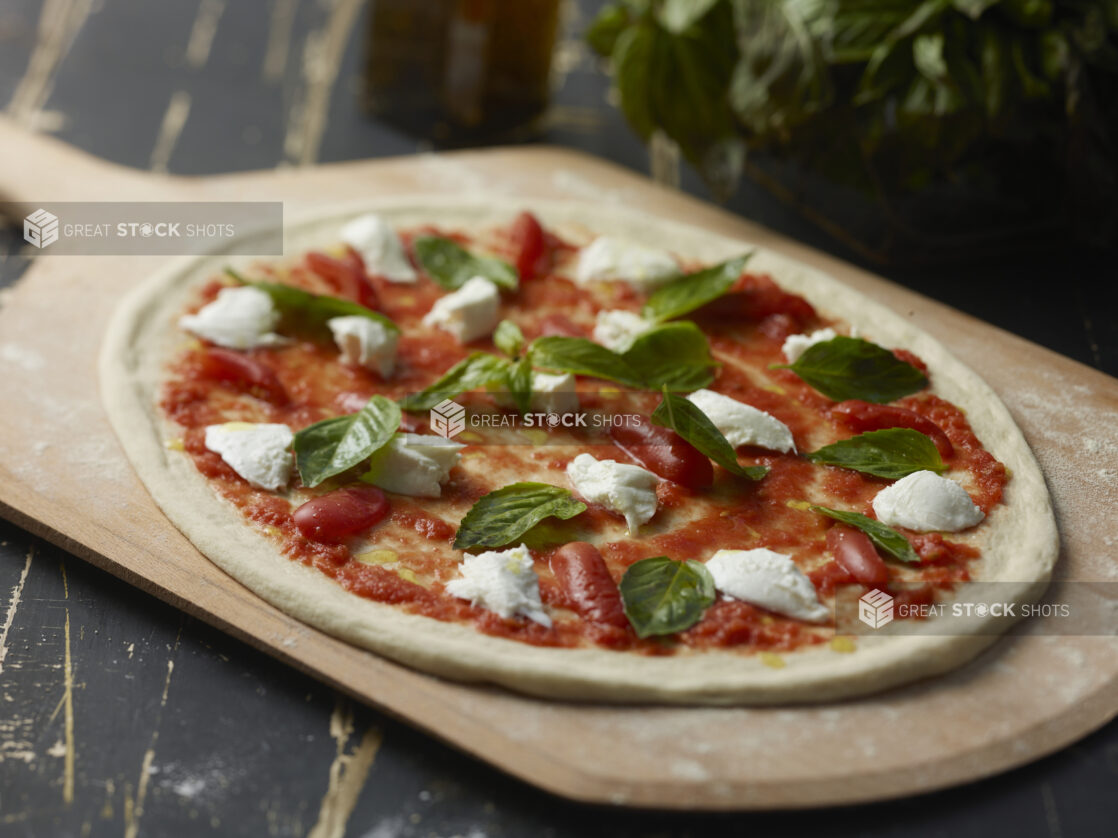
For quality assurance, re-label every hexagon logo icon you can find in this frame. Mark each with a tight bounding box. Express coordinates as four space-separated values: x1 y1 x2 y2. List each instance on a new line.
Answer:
858 589 894 629
430 398 466 439
24 208 60 249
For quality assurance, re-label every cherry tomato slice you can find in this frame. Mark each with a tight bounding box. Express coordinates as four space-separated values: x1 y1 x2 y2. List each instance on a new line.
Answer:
549 542 628 628
197 348 288 404
831 399 954 459
694 274 816 327
826 525 890 588
306 248 379 309
294 485 390 544
609 416 713 489
510 211 549 281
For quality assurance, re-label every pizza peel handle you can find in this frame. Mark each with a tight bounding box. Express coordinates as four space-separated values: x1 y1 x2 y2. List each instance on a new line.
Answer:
0 116 170 211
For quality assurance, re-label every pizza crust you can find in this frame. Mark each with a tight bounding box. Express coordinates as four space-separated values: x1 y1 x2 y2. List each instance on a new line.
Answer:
99 198 1058 704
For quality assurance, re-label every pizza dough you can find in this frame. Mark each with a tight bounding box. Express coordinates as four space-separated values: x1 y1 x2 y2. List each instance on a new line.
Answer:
99 199 1058 704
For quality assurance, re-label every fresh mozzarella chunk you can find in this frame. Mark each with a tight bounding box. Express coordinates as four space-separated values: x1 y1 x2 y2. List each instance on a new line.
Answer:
705 548 829 623
781 328 838 363
421 276 500 343
363 433 464 498
327 316 397 378
566 453 658 535
340 214 417 283
179 286 285 350
528 371 579 415
445 544 551 626
686 389 796 453
592 309 652 352
575 237 679 292
203 422 293 491
872 470 985 532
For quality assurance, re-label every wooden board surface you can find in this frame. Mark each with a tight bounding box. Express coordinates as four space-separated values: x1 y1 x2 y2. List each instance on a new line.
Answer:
1 123 1116 810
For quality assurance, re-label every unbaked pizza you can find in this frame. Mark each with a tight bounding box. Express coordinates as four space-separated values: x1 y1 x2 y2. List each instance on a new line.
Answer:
101 201 1058 704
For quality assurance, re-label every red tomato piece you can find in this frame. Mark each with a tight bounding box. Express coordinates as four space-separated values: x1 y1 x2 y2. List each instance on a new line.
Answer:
892 348 929 374
609 416 714 489
306 248 379 309
826 525 890 588
549 542 628 628
831 400 954 459
294 485 390 543
510 211 549 281
197 348 288 404
694 273 816 327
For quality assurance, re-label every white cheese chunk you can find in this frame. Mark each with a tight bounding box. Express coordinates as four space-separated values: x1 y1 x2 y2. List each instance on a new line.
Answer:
781 327 838 363
364 433 464 498
872 470 985 532
203 422 293 491
179 286 285 350
592 309 653 352
706 548 829 623
421 276 500 343
686 389 796 453
575 237 679 292
529 371 579 415
566 453 658 535
445 544 551 626
340 213 417 283
327 315 397 378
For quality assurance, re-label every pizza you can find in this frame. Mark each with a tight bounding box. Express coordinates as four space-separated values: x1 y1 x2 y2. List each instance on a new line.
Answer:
100 200 1058 704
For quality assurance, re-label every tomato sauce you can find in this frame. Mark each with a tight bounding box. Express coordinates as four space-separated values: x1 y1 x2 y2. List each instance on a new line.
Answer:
160 221 1008 655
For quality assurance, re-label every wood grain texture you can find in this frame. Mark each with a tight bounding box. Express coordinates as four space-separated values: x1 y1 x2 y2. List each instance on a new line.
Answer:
0 130 1115 810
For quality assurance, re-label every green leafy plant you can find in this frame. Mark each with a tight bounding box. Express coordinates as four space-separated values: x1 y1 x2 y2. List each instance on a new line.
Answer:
454 483 587 549
588 0 1118 244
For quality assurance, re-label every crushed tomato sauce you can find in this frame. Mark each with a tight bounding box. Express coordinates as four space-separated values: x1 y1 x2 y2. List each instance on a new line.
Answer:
160 220 1008 656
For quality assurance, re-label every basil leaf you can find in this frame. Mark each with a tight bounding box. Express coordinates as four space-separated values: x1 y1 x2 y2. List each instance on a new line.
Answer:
398 353 509 413
622 322 718 391
294 395 401 488
506 356 533 415
641 254 750 322
453 483 587 550
529 336 643 388
651 392 767 480
805 428 945 479
811 506 920 564
493 319 526 358
413 236 518 291
619 556 716 638
227 270 399 335
773 336 927 403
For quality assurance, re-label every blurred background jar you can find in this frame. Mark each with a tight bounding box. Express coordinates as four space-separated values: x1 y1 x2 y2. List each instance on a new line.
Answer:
363 0 561 142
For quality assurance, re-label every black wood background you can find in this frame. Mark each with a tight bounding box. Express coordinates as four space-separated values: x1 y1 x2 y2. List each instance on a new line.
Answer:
0 2 1115 836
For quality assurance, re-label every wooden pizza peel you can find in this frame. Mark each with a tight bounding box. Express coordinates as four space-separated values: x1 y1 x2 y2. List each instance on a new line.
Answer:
0 120 1115 810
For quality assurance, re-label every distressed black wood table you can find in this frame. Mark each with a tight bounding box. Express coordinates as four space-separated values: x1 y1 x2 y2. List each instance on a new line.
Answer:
1 1 1115 836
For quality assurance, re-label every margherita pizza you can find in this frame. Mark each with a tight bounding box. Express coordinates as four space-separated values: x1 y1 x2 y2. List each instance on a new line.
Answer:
100 200 1058 704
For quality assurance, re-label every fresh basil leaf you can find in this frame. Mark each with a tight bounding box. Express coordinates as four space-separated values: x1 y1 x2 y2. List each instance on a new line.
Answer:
657 0 721 34
227 270 400 335
294 395 401 488
586 2 632 57
399 353 509 412
506 356 533 415
805 428 945 479
640 254 751 322
453 482 587 550
811 505 920 564
619 556 716 638
651 392 768 480
529 336 643 388
412 236 518 291
493 319 526 358
622 322 718 391
772 336 927 403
